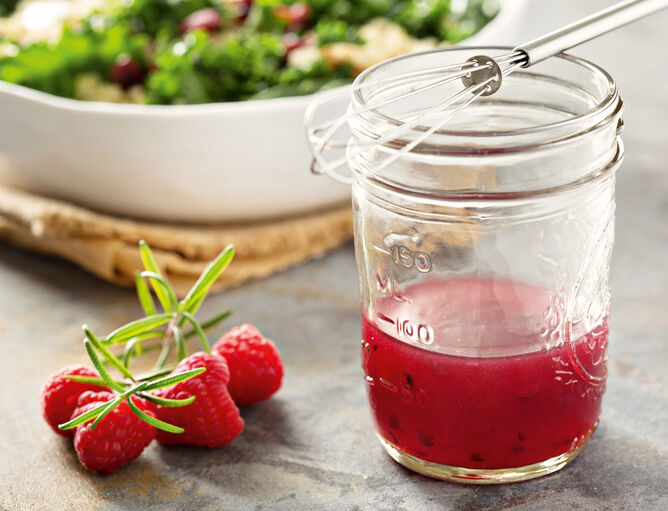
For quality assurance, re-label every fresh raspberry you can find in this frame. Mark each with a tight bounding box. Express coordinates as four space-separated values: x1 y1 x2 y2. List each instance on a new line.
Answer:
213 324 283 407
150 352 244 447
76 389 112 408
40 365 109 438
72 391 156 474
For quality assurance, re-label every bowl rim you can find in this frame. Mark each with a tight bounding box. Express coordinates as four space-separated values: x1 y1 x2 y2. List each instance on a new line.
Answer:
0 0 527 116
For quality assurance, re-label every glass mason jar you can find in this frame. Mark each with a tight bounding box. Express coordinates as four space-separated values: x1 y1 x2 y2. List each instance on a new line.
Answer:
346 47 623 483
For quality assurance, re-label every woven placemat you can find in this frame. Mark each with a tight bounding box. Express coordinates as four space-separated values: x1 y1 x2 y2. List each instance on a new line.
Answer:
0 185 353 296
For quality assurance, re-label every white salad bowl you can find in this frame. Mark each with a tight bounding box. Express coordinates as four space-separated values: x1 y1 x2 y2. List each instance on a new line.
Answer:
0 0 526 223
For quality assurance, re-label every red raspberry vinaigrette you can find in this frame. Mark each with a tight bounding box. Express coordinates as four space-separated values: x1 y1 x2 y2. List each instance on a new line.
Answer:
361 277 608 471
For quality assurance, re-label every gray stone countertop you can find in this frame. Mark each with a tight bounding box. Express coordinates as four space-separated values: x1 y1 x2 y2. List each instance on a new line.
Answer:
0 1 666 510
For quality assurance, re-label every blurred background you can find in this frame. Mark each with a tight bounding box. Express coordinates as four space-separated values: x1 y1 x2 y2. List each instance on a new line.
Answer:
2 0 661 293
0 0 515 291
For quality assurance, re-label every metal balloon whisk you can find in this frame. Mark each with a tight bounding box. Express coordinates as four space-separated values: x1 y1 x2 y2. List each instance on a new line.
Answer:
306 0 668 184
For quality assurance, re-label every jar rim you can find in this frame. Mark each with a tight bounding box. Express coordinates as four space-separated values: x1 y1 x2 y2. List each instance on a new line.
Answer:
356 137 624 206
351 46 619 140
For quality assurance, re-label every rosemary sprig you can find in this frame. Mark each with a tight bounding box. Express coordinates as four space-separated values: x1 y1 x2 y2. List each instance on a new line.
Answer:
58 339 204 433
57 240 236 434
96 242 235 370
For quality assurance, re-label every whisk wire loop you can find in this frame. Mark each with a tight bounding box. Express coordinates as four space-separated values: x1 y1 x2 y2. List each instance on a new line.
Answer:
306 61 492 179
370 60 527 175
307 58 509 184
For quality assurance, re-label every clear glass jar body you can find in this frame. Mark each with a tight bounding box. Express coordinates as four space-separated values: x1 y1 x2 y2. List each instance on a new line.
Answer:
350 48 623 483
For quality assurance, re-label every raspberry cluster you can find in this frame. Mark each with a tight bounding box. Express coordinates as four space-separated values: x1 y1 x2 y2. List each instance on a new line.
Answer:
41 328 282 473
39 242 283 474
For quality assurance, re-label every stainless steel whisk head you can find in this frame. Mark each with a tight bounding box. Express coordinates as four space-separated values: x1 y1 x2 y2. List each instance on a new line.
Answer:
306 50 527 183
305 0 668 184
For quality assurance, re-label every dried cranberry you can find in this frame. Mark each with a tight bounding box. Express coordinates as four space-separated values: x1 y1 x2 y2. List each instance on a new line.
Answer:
237 0 252 21
180 8 222 34
283 32 305 53
288 3 311 24
228 0 252 25
110 54 145 89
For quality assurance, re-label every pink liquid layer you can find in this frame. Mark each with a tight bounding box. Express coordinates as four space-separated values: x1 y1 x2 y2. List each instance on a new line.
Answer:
361 277 608 470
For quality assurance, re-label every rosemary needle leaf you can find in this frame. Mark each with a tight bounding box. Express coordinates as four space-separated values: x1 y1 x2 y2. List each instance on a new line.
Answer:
83 338 126 392
136 366 176 381
89 396 123 431
180 311 210 353
143 367 206 391
173 325 187 361
139 271 179 313
139 241 174 313
139 393 196 407
64 375 127 387
84 327 136 383
199 309 233 331
154 339 172 371
135 272 157 316
106 313 172 344
58 400 110 430
128 398 184 433
180 246 234 315
122 338 141 368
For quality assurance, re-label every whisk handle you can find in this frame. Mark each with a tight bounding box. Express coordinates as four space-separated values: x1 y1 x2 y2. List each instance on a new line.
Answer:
515 0 668 67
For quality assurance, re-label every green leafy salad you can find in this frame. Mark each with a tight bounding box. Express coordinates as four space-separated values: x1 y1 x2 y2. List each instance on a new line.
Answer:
0 0 498 104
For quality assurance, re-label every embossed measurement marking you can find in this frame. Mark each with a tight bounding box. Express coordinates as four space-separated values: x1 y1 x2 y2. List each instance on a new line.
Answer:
376 271 410 302
391 245 432 273
376 312 434 346
373 232 435 344
377 313 396 326
397 318 434 345
372 244 392 256
379 378 398 392
375 233 432 273
376 374 426 405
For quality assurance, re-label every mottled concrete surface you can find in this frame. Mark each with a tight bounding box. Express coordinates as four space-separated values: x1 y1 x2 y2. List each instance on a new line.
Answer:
1 1 667 510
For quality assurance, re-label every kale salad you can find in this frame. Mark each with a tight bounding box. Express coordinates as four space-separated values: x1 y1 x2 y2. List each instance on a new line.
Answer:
0 0 498 104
